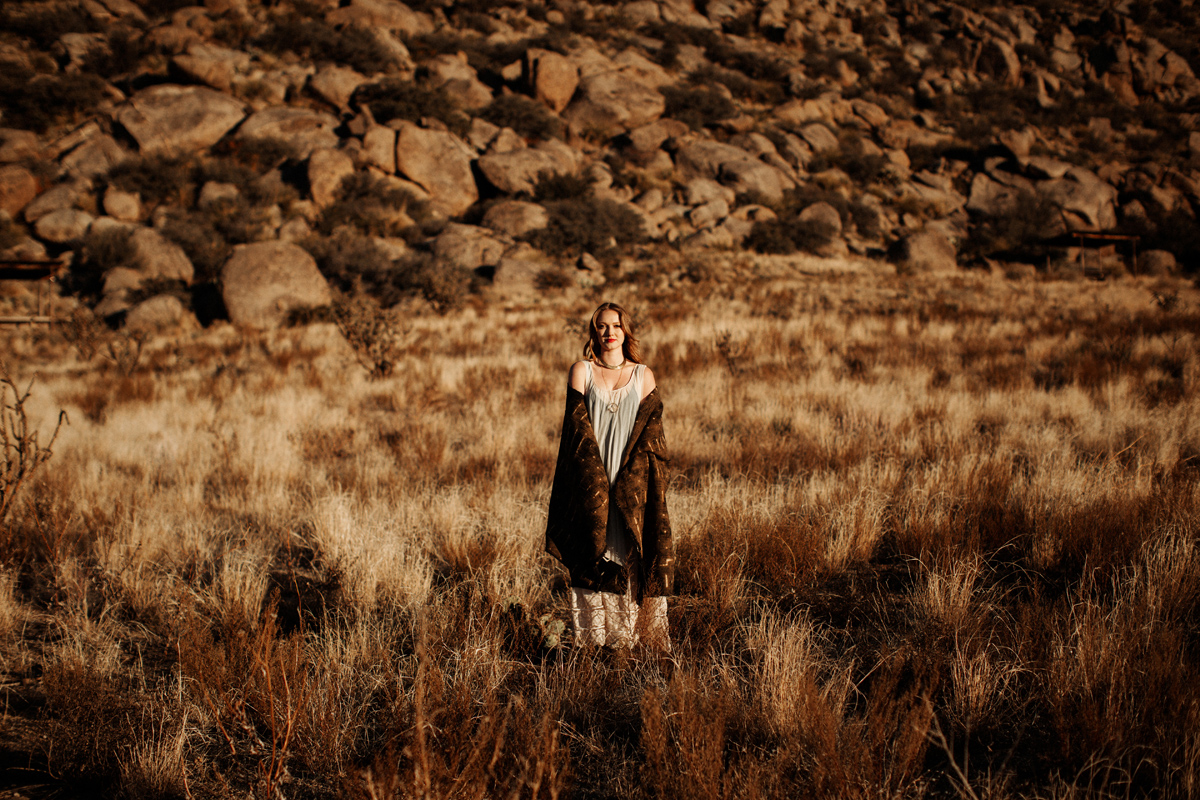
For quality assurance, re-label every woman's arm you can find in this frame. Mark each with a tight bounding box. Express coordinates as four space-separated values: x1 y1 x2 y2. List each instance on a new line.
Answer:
641 366 656 400
568 361 588 394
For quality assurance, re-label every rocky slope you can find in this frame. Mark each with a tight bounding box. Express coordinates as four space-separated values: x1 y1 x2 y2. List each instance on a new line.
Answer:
1 0 1198 328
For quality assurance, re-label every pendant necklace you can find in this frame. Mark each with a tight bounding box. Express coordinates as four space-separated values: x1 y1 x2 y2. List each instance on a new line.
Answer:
595 359 625 413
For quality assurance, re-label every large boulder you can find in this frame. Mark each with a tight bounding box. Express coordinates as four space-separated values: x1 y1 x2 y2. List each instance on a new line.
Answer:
526 49 578 113
477 139 580 195
719 160 794 204
23 181 87 223
1038 167 1118 231
308 148 356 208
60 134 128 179
325 0 433 38
889 228 957 273
967 173 1023 217
238 107 341 159
115 85 246 153
482 200 549 237
562 71 664 137
125 294 193 332
393 122 477 216
220 241 333 329
172 43 252 91
674 140 757 180
422 53 493 111
130 227 194 283
309 65 368 110
432 223 507 270
34 209 93 243
0 165 39 217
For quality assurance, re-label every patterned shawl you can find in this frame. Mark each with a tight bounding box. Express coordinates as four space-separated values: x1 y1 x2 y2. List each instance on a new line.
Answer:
545 387 673 598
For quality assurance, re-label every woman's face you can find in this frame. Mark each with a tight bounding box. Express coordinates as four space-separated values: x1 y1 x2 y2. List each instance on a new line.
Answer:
595 309 625 359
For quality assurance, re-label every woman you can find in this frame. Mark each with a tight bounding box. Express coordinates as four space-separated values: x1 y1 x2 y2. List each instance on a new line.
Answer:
545 302 673 649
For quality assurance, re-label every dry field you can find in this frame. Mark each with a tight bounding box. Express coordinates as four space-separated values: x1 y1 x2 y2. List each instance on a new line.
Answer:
1 256 1199 799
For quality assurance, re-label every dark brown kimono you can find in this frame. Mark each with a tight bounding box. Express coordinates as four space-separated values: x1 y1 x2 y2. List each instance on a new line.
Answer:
545 387 673 599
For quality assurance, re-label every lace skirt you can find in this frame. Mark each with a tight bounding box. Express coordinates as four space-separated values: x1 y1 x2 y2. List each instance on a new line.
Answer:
570 553 670 649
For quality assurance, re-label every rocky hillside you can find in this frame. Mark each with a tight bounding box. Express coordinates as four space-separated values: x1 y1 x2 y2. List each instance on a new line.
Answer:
1 0 1198 328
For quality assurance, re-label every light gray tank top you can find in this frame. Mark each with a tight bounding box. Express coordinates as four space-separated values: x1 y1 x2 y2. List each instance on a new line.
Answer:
585 361 644 566
585 361 645 484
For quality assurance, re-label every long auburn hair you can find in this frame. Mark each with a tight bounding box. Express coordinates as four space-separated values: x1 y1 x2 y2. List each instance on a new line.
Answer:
582 302 643 364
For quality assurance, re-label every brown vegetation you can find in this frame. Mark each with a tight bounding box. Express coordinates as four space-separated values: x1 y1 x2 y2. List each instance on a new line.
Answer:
1 263 1197 799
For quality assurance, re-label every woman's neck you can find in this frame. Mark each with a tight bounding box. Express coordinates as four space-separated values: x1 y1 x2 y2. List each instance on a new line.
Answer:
599 352 625 368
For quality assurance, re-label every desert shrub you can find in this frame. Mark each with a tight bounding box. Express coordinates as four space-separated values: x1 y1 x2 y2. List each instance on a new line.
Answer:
961 190 1061 264
107 154 195 208
661 83 739 130
705 39 793 85
352 79 471 136
0 61 107 133
401 252 472 312
331 292 409 379
316 172 429 238
688 63 785 105
0 2 99 51
478 94 565 140
209 137 297 174
532 171 591 202
303 230 400 300
202 196 283 245
80 28 152 79
254 12 400 75
158 211 232 284
68 227 134 297
523 197 646 259
745 218 840 255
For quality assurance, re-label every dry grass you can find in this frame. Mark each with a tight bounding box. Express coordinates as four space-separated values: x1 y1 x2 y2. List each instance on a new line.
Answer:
1 261 1198 798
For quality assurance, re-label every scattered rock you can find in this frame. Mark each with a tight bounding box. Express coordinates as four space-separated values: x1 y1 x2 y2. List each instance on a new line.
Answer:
719 160 794 204
60 134 127 179
103 187 142 222
221 241 333 329
393 122 477 216
34 208 94 243
363 126 397 173
116 85 246 153
527 49 579 113
433 223 507 270
563 71 665 137
130 227 194 283
326 0 433 39
173 43 251 91
24 181 87 223
478 139 580 195
889 228 957 273
125 294 192 332
798 202 843 235
308 148 356 208
0 166 39 218
797 123 839 153
0 130 43 163
482 200 549 237
238 107 341 159
309 65 368 110
198 181 240 207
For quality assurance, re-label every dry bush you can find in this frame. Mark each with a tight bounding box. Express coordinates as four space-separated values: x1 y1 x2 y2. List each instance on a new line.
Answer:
3 269 1199 799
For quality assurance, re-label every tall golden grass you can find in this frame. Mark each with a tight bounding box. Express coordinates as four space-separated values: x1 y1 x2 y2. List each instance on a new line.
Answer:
1 260 1198 799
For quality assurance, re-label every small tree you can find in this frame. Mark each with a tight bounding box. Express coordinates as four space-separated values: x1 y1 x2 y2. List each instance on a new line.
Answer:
1 364 67 525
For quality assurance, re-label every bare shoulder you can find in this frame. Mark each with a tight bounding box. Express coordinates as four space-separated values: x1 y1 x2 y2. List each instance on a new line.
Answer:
640 365 657 400
568 360 589 393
